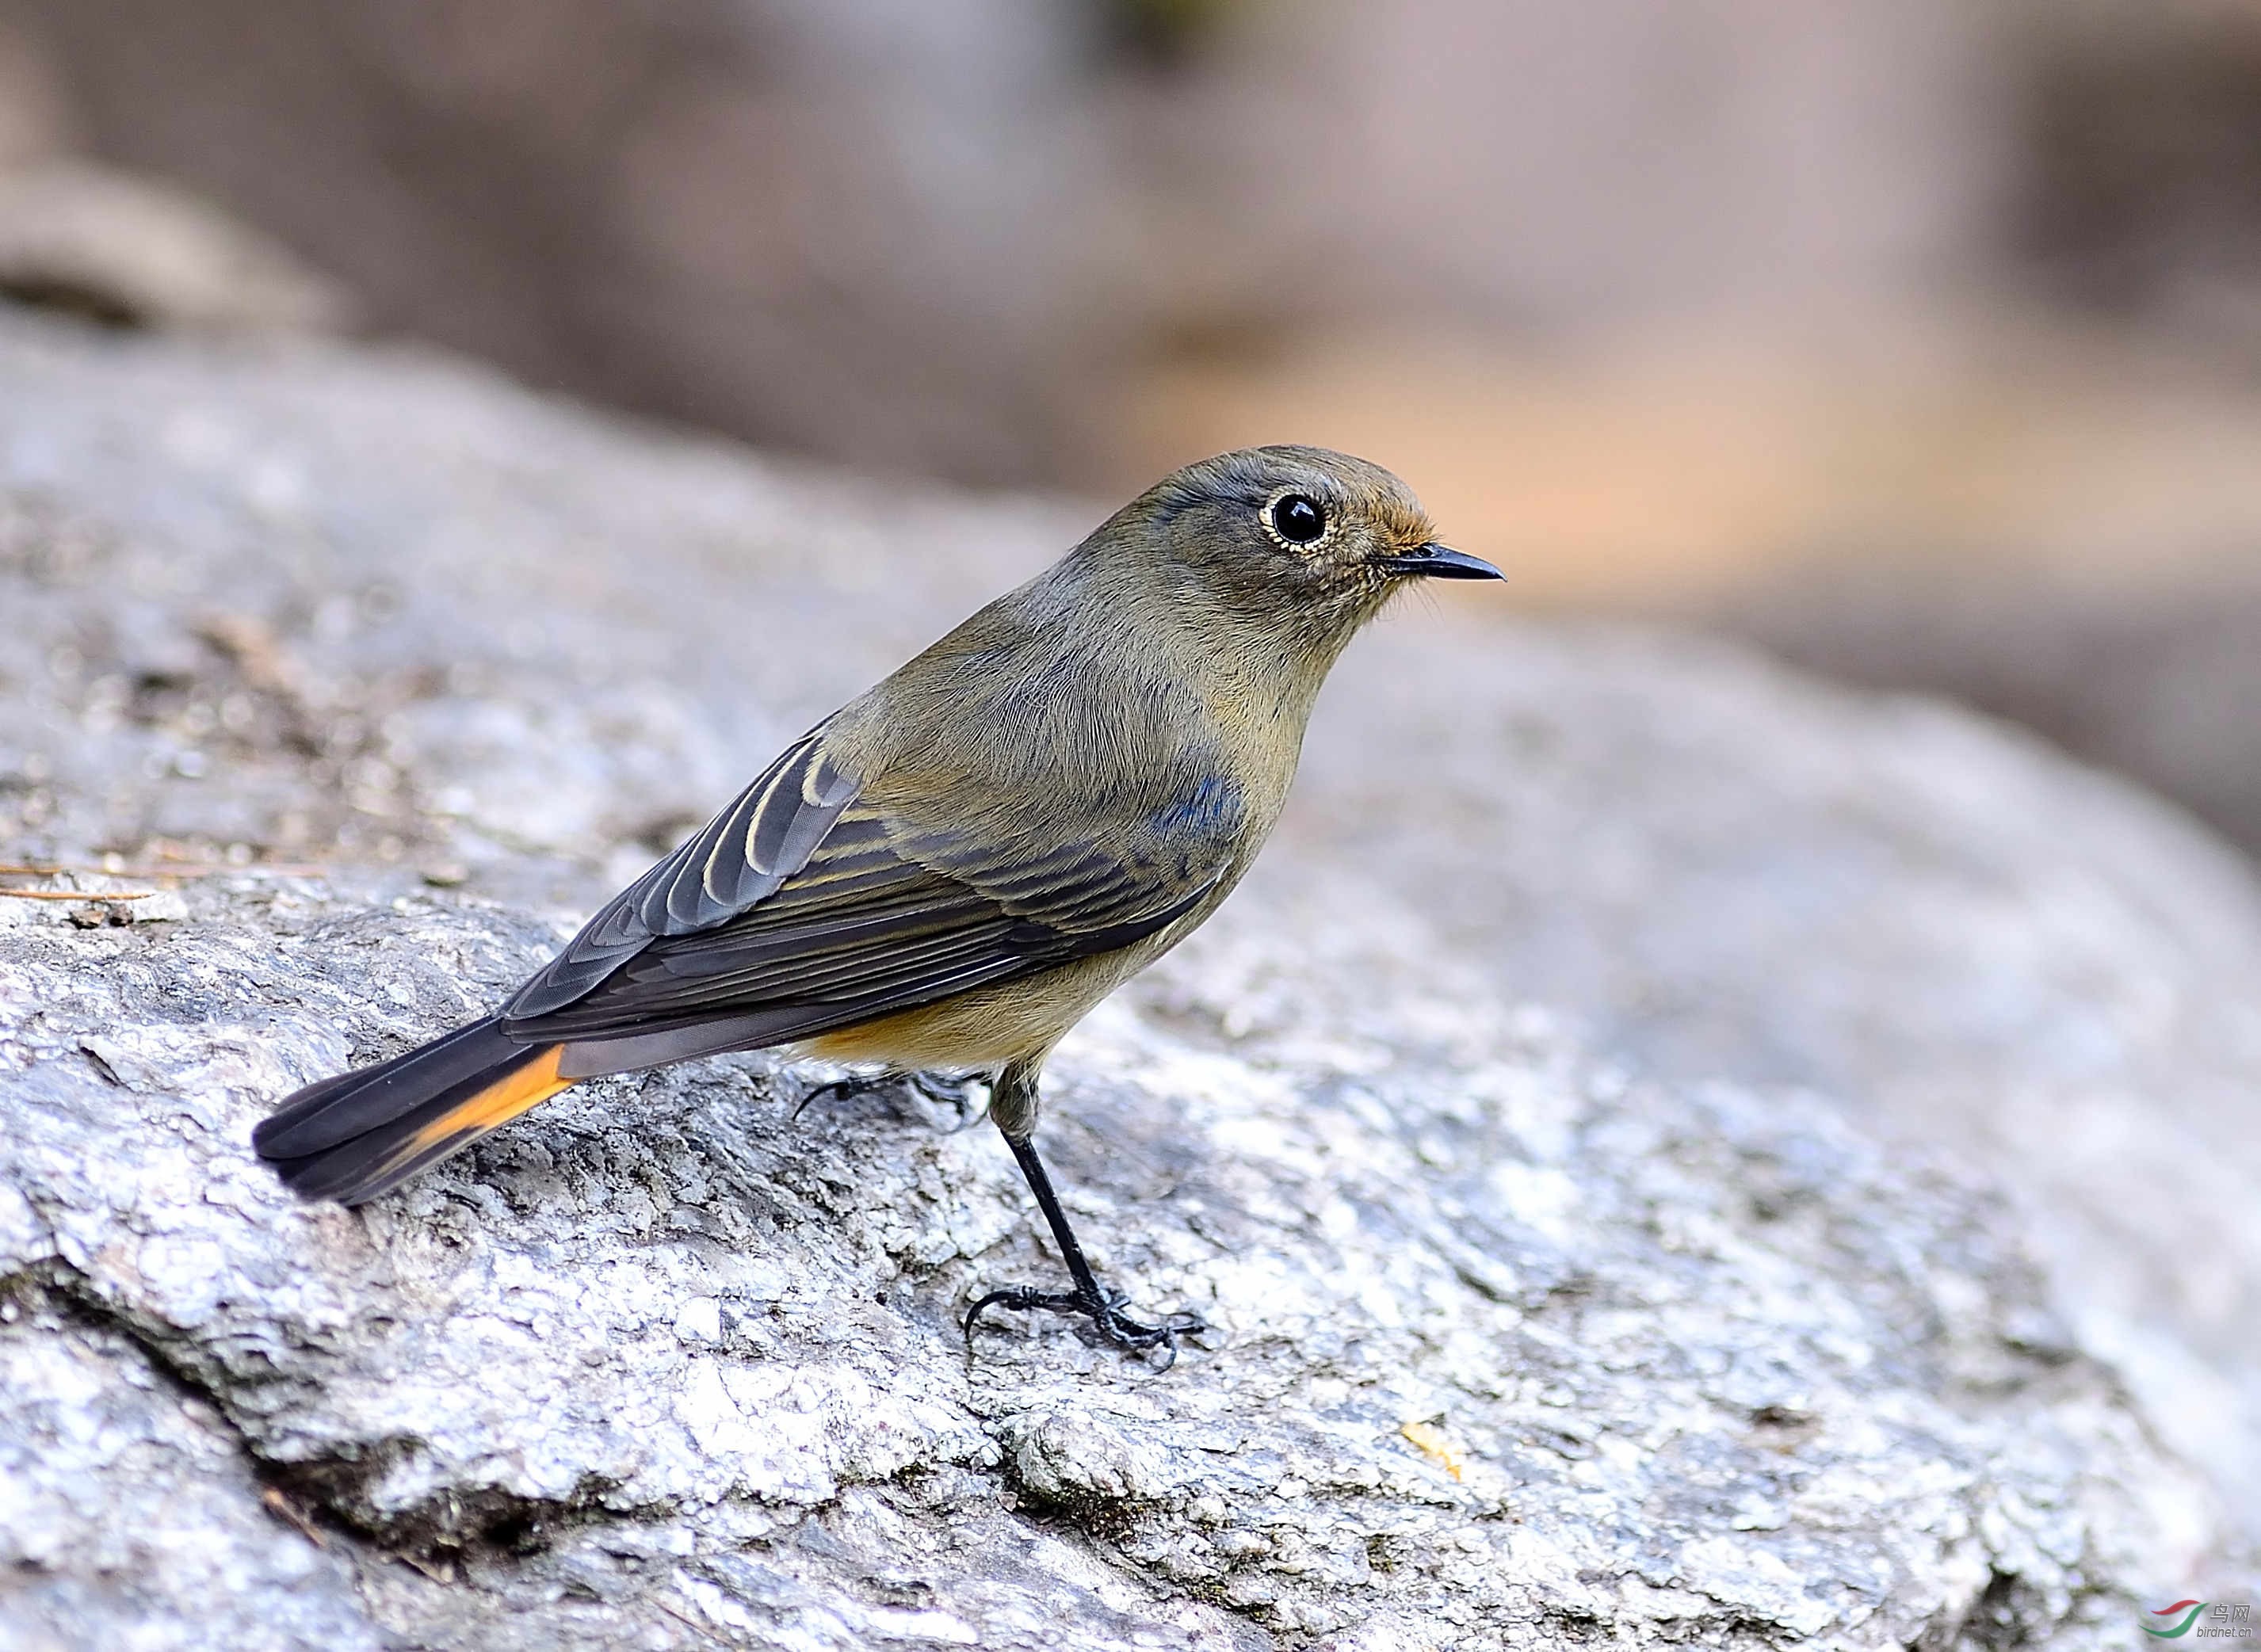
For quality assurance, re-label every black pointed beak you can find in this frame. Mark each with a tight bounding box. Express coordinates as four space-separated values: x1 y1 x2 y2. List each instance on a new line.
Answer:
1384 542 1503 581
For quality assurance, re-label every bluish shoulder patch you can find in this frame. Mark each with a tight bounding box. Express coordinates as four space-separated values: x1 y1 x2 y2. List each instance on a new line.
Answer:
1149 773 1245 842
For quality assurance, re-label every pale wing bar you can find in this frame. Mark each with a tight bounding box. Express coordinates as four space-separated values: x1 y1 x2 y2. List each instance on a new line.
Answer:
506 722 859 1019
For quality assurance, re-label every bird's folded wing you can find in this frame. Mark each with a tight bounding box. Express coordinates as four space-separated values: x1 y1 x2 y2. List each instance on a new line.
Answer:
501 723 1228 1045
506 721 859 1017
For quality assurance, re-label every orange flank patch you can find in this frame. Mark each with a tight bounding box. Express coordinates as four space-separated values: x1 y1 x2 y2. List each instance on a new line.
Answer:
406 1043 574 1152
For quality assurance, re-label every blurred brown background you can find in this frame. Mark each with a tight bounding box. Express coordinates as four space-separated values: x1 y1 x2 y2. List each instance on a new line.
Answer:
2 0 2256 852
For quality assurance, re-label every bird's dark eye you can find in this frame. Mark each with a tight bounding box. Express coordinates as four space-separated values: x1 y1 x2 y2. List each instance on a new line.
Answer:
1269 493 1326 544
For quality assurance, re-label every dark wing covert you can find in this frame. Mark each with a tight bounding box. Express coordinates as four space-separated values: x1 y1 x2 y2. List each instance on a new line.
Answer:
506 722 857 1018
502 724 1232 1048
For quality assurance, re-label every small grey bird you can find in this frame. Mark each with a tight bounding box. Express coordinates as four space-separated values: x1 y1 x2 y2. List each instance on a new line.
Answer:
254 445 1500 1361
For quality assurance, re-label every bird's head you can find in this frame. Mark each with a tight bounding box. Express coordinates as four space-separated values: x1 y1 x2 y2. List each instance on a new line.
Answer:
1099 446 1499 654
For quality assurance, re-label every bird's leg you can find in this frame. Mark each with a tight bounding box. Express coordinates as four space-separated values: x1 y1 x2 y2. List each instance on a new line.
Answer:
964 1130 1206 1366
963 1063 1204 1368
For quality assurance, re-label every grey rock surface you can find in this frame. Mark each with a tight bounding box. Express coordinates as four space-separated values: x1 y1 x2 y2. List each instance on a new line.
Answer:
1293 620 2261 1538
0 310 2248 1645
1713 559 2261 860
0 875 2217 1649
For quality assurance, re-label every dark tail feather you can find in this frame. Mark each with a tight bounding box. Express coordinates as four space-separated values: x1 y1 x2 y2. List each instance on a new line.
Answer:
253 1018 573 1206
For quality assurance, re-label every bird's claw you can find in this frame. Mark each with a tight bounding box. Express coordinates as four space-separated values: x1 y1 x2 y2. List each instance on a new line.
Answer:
962 1284 1205 1369
908 1070 989 1130
795 1069 986 1127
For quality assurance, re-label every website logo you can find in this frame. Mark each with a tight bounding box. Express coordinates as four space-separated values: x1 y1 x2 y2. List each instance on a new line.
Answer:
2143 1601 2252 1640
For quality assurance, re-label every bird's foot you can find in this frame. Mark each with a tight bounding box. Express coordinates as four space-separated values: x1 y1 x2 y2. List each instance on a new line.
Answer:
962 1284 1205 1370
796 1068 987 1128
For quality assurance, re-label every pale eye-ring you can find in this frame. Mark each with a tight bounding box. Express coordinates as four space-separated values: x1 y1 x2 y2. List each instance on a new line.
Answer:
1268 493 1326 544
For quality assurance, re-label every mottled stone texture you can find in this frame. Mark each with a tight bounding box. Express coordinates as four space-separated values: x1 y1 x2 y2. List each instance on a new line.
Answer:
0 312 2246 1647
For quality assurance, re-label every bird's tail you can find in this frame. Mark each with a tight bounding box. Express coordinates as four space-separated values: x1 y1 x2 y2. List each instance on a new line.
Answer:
251 1018 575 1206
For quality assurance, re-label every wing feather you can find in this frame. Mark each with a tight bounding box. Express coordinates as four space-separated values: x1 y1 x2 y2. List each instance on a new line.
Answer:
507 722 857 1017
502 720 1244 1051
